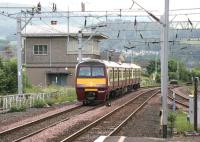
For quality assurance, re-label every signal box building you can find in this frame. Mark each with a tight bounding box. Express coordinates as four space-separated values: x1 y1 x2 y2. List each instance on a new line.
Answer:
22 25 107 87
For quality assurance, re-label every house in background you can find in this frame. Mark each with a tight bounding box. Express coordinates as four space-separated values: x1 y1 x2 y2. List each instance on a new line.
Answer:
22 24 108 87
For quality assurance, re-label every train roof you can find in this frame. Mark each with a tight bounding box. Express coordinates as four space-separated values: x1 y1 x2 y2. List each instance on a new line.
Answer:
78 59 141 69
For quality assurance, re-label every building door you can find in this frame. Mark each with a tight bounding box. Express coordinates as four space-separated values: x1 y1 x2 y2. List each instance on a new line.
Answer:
48 73 67 86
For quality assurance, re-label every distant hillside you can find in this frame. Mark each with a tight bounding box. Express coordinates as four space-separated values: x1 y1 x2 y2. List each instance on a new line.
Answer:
96 19 200 67
0 4 199 67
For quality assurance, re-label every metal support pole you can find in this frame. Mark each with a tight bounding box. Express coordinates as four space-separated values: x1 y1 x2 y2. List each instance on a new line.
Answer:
173 92 176 112
161 0 169 138
17 15 23 95
131 49 133 63
177 61 179 80
155 52 158 80
67 7 70 52
194 77 199 131
78 31 82 63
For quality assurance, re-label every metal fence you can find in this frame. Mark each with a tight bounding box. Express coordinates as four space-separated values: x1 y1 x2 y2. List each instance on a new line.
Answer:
0 92 58 112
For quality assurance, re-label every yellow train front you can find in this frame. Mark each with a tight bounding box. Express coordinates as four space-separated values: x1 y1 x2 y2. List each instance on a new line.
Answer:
75 59 141 105
76 60 108 105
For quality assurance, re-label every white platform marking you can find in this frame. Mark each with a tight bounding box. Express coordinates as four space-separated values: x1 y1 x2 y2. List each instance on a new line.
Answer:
94 136 108 142
117 136 126 142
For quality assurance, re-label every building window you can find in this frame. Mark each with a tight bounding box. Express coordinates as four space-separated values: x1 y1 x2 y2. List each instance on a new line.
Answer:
33 45 47 55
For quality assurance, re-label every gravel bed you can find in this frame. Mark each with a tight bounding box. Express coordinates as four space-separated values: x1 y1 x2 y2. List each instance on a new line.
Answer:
168 88 189 112
171 86 190 99
169 90 189 105
0 101 81 132
115 93 162 138
59 89 158 142
176 86 191 96
0 88 146 128
170 135 200 141
0 105 98 142
20 89 152 142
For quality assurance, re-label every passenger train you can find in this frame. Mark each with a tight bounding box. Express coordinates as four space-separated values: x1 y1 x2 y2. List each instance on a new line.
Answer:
75 59 141 105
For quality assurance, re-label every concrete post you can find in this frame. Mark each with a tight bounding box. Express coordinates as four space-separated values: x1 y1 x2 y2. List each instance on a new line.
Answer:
17 15 23 95
160 0 169 137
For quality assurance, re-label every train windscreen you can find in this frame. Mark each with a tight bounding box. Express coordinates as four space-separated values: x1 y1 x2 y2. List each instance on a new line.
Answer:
78 66 105 77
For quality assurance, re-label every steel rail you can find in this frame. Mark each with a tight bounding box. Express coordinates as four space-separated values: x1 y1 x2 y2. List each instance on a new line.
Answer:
15 88 159 141
11 106 99 142
108 90 160 136
175 93 189 101
60 88 160 142
168 95 189 108
169 89 189 101
0 104 104 142
0 105 82 135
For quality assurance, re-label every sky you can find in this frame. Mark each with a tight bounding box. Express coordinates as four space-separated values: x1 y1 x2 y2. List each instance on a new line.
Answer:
0 0 200 22
0 0 199 13
1 0 200 31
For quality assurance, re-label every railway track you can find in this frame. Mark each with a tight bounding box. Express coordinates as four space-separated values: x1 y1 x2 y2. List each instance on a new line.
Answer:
168 95 189 108
60 88 160 142
169 89 189 101
0 104 100 142
168 89 189 108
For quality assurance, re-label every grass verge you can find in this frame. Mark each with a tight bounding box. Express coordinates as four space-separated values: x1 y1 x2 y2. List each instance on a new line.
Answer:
9 104 27 112
170 111 193 133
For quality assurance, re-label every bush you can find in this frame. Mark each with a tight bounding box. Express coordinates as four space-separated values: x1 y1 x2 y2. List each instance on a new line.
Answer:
168 112 176 128
67 88 76 96
24 86 43 93
9 104 26 112
155 74 161 83
169 72 177 80
168 112 177 135
0 58 30 95
33 99 46 108
3 58 18 94
45 98 56 106
25 86 77 106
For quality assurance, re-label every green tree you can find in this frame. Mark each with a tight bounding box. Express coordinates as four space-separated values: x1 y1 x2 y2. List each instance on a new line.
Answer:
0 58 31 95
3 58 17 93
168 60 177 72
0 68 6 93
146 60 160 75
0 58 18 95
145 59 193 83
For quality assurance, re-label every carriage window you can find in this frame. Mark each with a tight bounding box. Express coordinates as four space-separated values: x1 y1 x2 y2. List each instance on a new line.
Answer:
123 70 126 79
109 69 113 82
114 70 118 81
79 67 91 76
119 69 122 80
135 69 138 78
131 69 134 79
92 67 105 77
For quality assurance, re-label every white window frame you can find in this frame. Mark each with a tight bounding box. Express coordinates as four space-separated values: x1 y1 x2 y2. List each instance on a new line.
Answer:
33 44 48 55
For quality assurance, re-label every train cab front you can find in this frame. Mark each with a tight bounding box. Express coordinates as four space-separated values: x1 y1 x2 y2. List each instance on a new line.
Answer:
76 63 108 105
